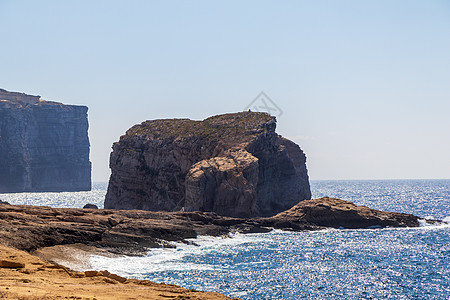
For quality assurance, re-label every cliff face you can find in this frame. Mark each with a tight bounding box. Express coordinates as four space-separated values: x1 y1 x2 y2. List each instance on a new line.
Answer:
0 89 91 192
105 112 311 217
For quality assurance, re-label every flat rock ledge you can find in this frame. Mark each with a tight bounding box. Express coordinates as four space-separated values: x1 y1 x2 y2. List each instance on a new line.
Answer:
0 197 428 257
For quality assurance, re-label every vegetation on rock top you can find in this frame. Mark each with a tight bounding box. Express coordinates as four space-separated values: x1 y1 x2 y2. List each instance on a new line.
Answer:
121 111 275 144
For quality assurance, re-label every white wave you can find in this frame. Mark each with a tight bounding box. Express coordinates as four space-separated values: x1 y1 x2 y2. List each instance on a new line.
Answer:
418 217 450 229
89 232 271 277
89 247 216 277
90 218 450 278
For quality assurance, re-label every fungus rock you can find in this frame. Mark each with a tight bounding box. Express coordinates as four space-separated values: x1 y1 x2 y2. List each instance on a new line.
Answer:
105 112 310 217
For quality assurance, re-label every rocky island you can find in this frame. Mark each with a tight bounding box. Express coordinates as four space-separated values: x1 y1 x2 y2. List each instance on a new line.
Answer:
0 88 91 192
105 112 311 217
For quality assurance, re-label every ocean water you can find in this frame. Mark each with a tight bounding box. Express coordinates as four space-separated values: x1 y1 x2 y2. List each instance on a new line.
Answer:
0 181 108 209
1 179 449 299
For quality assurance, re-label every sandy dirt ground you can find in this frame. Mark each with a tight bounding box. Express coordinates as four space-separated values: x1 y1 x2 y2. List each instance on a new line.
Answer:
0 244 233 300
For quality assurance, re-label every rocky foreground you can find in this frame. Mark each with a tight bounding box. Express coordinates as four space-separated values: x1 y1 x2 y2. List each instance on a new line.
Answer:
0 244 230 299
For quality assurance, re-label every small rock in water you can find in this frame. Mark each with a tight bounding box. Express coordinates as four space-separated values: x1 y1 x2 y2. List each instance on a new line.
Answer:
83 204 98 209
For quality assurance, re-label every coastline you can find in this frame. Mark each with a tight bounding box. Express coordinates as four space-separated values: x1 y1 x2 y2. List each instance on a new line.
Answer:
0 197 422 256
0 197 442 299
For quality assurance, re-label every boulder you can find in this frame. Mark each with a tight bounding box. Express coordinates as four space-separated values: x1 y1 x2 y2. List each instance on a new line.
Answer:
185 148 259 217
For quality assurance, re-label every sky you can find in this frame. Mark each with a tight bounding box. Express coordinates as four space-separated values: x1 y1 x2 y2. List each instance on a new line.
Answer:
1 0 449 181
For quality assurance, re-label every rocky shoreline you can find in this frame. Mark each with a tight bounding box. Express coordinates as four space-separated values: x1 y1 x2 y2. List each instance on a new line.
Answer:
0 197 425 256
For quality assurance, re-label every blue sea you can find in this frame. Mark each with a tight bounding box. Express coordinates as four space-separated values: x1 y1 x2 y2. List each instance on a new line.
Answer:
1 180 449 299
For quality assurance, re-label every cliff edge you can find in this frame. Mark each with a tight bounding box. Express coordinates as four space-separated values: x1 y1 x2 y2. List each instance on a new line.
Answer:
105 112 311 217
0 89 91 192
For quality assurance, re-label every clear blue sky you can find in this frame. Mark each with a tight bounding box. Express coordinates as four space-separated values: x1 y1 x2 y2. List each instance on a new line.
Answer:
1 0 449 181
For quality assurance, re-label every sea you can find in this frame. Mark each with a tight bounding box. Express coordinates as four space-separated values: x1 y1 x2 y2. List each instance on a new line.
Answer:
1 179 449 300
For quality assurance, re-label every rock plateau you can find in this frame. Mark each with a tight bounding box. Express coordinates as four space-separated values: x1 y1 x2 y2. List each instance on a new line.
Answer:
0 88 91 192
105 112 311 217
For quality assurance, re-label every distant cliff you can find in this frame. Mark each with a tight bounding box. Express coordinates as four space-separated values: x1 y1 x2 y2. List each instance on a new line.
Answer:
105 112 311 217
0 89 91 192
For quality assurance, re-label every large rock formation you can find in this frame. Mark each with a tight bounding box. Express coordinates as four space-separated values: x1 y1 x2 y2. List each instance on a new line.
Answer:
0 89 91 192
105 112 311 217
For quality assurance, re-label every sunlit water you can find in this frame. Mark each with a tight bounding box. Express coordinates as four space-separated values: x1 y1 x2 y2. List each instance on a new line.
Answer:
0 182 108 208
1 180 449 299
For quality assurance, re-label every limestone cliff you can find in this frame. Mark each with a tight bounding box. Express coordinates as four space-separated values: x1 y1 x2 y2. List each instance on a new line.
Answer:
0 89 91 192
105 112 311 217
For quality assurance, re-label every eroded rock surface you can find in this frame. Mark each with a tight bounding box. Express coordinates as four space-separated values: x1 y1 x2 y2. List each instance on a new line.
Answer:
0 88 91 192
105 112 311 217
185 148 259 217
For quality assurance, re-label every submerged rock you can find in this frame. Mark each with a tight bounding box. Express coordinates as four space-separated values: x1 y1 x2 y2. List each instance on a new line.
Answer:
105 112 311 217
0 88 91 192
